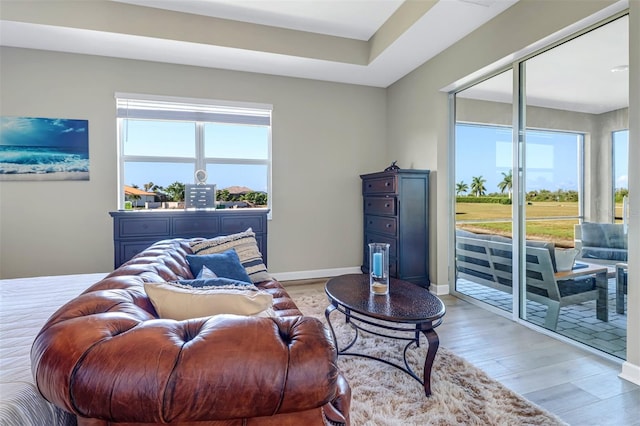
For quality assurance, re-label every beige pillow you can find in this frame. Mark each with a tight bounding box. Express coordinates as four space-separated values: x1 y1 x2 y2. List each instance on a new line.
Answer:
144 282 274 320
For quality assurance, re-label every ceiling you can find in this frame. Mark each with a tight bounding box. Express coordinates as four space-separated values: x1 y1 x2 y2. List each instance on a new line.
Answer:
460 14 629 114
0 0 519 88
114 0 406 41
0 0 629 112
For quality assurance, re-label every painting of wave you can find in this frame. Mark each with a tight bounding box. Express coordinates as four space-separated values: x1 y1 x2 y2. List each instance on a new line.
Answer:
0 116 89 181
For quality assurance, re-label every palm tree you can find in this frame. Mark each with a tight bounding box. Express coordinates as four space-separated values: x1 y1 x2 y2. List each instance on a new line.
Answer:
165 181 185 202
216 189 230 201
456 181 469 196
497 170 513 199
143 181 160 192
470 176 486 197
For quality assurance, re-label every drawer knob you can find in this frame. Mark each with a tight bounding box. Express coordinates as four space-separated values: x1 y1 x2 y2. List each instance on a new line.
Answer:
385 203 390 208
385 182 390 186
386 224 391 228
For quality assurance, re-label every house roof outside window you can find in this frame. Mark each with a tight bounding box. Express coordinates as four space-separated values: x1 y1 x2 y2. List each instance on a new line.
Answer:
124 186 156 197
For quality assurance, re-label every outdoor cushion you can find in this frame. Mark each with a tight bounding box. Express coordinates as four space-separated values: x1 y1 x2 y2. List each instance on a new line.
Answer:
581 222 627 249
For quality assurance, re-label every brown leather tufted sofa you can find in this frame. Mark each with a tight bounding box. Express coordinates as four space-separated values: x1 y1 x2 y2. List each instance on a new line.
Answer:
31 239 351 426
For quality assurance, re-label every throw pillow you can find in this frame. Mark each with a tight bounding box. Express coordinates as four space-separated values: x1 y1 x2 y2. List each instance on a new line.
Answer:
197 265 217 279
144 282 274 320
186 249 252 283
176 277 255 288
526 240 557 272
190 228 271 283
581 222 606 247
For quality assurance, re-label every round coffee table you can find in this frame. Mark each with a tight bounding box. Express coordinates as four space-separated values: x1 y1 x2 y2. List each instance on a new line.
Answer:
324 274 445 396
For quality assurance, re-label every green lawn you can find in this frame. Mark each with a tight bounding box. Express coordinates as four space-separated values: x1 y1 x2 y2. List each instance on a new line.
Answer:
455 201 581 246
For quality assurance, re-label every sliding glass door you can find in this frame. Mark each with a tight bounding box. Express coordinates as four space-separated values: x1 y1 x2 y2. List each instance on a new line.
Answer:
454 70 514 313
520 15 629 358
452 15 629 359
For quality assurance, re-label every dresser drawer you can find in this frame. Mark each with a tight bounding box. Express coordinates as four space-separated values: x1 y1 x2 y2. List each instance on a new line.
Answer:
364 197 396 216
364 233 397 258
110 210 269 268
220 215 265 234
365 215 397 236
389 259 398 278
173 216 220 236
118 218 170 238
363 176 396 195
119 241 156 264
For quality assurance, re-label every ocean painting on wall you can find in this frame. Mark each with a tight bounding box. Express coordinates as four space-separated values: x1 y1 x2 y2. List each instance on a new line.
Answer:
0 116 89 181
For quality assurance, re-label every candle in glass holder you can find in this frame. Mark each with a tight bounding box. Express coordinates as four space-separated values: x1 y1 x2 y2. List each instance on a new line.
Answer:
368 242 389 295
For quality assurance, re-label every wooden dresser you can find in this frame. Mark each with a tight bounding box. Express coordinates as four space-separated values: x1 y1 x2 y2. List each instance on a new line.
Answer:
360 169 430 287
109 209 268 268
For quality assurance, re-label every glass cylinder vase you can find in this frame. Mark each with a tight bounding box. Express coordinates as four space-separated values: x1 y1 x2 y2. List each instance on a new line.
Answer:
369 242 390 295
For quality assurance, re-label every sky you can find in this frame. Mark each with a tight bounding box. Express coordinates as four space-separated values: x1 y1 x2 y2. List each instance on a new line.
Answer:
125 119 628 195
123 119 268 191
125 162 267 192
613 129 629 190
0 116 89 151
455 124 629 194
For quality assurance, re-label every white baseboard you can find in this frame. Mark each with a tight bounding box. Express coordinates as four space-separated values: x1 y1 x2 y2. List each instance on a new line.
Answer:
271 267 362 282
619 361 640 386
273 268 448 296
430 282 450 295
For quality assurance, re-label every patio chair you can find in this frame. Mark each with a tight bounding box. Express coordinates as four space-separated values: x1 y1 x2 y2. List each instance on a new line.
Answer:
487 240 603 330
616 263 628 314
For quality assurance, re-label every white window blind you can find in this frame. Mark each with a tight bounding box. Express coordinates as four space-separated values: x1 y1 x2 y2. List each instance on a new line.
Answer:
115 93 272 125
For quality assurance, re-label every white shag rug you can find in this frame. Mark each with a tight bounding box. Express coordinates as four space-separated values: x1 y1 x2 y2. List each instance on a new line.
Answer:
292 291 568 426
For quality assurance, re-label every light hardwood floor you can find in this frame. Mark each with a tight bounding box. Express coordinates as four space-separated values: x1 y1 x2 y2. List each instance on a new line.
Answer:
282 280 640 426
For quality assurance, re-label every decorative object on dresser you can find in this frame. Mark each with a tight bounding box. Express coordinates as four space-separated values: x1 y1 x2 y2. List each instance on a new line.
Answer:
109 209 268 268
360 168 430 287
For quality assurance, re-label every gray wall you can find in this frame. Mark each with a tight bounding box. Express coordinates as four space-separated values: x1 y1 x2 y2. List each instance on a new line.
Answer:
0 47 387 278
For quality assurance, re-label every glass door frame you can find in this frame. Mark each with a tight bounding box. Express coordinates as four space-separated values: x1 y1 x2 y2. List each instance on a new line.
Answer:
449 10 629 328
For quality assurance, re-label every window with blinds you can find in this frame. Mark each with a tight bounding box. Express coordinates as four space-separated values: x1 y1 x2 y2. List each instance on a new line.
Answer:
115 93 272 211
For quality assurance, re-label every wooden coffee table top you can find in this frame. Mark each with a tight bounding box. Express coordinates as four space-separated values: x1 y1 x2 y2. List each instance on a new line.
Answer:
325 274 445 324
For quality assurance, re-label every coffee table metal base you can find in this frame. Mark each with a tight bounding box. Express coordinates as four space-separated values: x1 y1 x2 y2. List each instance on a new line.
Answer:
325 303 441 396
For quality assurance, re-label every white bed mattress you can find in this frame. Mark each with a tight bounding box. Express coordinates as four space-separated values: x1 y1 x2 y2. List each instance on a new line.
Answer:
0 273 107 426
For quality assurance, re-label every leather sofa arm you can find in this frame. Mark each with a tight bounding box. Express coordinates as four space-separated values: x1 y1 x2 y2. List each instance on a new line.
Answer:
32 309 340 423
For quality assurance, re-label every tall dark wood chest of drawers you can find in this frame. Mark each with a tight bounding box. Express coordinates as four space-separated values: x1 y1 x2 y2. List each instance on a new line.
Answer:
360 169 430 287
109 209 268 268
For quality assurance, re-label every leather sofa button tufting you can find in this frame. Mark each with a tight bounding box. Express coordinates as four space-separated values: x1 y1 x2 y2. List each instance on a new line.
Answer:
30 238 351 426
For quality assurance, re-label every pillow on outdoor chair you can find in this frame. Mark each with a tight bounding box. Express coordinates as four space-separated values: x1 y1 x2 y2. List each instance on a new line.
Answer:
581 222 627 249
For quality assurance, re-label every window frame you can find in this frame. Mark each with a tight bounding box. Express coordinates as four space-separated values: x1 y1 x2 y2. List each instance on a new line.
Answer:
612 128 629 223
115 93 272 214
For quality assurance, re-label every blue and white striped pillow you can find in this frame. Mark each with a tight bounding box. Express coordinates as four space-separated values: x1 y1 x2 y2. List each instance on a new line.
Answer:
189 228 271 284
